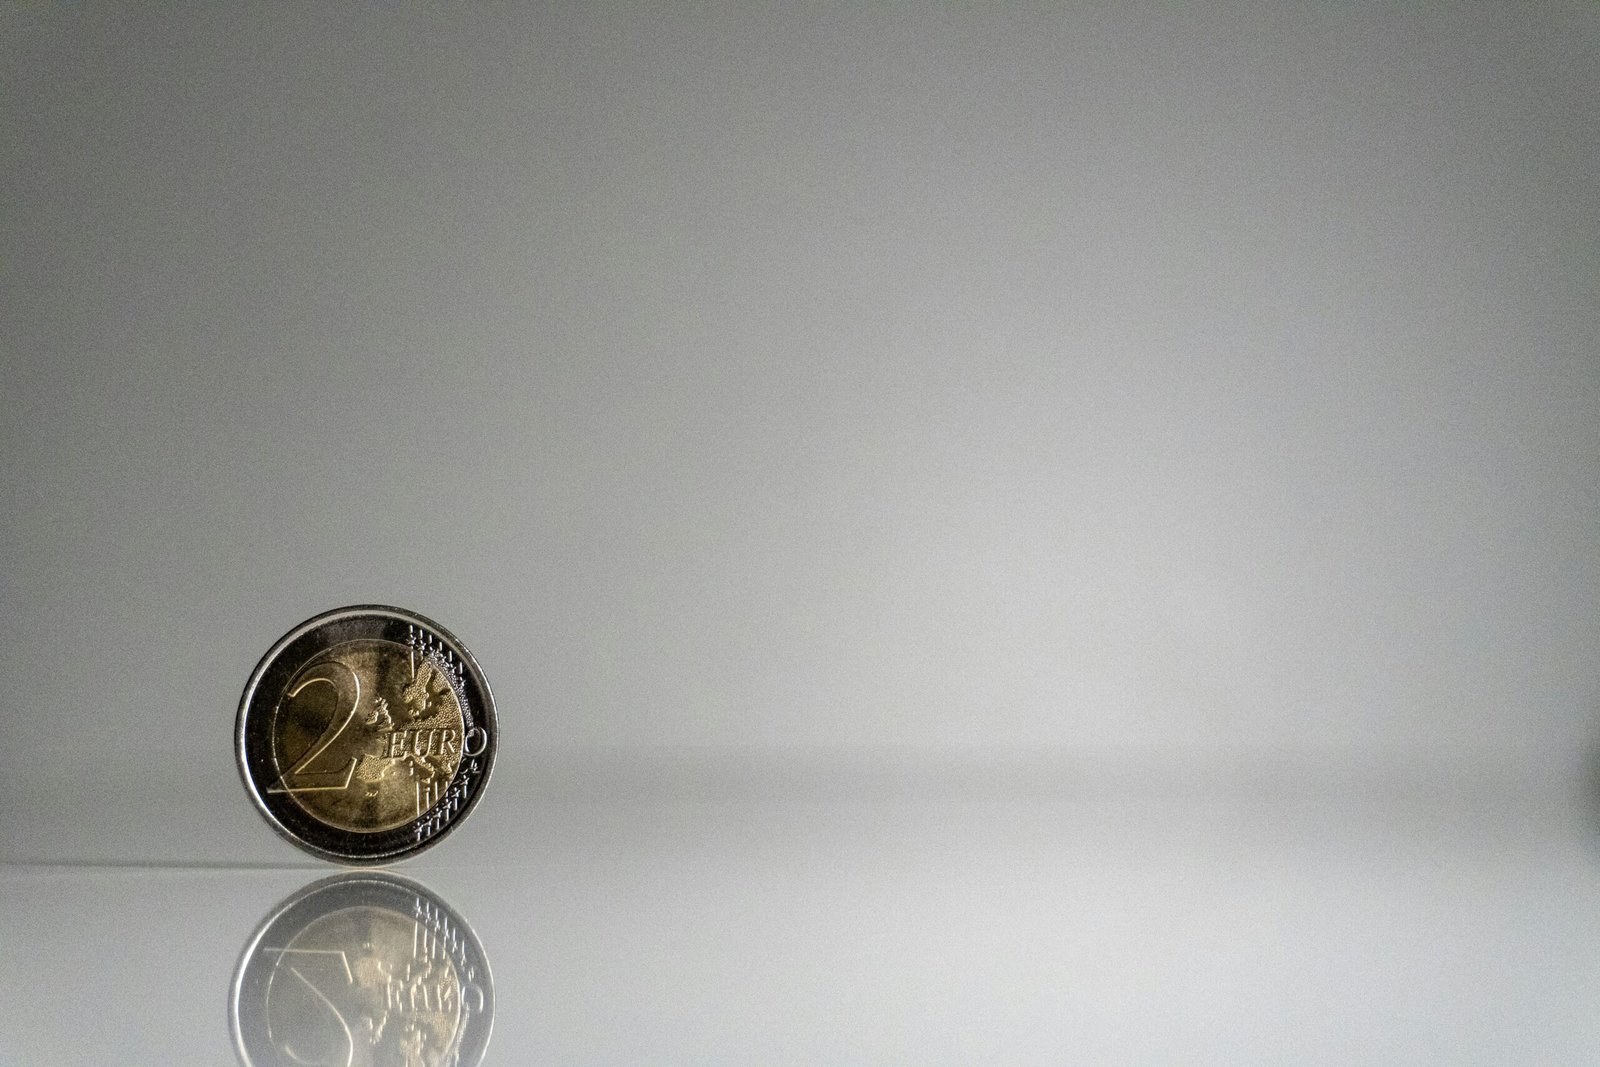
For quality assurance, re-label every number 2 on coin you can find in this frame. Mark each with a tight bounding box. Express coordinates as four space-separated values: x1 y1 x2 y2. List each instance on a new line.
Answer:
267 660 360 794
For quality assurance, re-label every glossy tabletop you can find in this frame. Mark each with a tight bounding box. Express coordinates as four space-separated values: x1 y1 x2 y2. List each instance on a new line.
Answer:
6 755 1598 1064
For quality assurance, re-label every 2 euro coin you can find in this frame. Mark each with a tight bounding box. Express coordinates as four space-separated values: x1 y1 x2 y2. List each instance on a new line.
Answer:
236 605 497 864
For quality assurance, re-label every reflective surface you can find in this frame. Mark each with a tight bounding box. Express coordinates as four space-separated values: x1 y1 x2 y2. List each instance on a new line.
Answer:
232 873 492 1067
4 758 1600 1064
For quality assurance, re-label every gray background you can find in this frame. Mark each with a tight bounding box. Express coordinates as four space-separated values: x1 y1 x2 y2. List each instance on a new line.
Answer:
5 4 1600 1063
4 1 1597 860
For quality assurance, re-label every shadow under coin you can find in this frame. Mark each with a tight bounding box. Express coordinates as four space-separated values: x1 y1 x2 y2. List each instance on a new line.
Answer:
230 871 493 1067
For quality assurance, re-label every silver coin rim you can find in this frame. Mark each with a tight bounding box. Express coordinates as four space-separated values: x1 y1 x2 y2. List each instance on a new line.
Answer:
235 604 498 865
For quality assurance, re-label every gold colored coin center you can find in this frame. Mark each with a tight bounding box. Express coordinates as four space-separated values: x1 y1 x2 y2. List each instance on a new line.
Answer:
268 639 466 833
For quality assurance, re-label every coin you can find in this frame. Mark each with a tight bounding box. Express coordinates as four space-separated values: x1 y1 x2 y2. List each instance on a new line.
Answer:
230 871 494 1067
237 605 497 864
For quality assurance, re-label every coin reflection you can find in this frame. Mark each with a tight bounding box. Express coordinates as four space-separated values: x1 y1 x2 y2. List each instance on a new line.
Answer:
231 872 493 1067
